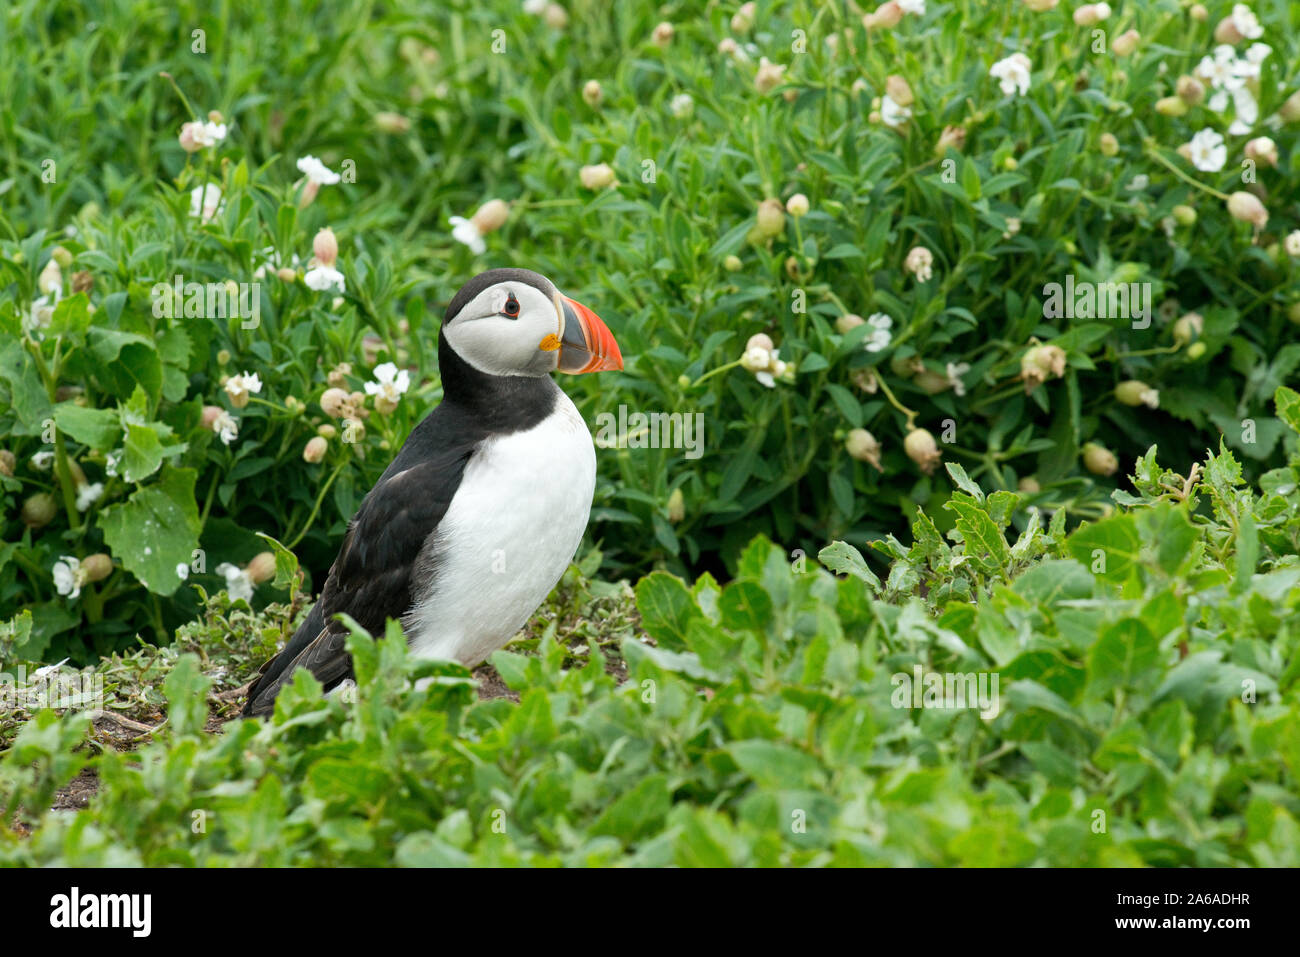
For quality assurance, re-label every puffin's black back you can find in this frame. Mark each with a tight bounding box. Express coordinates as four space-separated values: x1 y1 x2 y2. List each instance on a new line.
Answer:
241 274 560 716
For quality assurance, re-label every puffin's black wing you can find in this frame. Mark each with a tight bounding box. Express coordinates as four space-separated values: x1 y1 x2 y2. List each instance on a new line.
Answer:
241 416 478 717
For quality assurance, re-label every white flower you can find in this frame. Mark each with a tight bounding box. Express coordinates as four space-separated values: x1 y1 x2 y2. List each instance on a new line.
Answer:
297 155 341 185
31 450 55 470
1188 129 1227 171
212 410 239 445
76 482 103 512
1228 3 1263 40
364 362 412 405
194 121 228 147
32 658 69 680
1139 388 1159 409
864 314 893 353
189 183 224 223
449 216 486 255
304 265 346 292
105 450 122 477
755 349 780 388
670 93 694 118
176 563 191 580
897 0 925 12
1228 86 1258 135
523 0 547 12
1126 174 1149 191
880 94 912 128
216 562 254 603
742 346 771 371
1284 230 1300 257
27 296 56 331
1198 46 1245 91
1244 42 1271 65
989 53 1032 97
224 371 263 406
946 362 971 397
52 556 84 600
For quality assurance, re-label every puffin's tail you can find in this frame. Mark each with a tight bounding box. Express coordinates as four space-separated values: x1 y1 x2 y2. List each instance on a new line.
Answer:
241 601 340 717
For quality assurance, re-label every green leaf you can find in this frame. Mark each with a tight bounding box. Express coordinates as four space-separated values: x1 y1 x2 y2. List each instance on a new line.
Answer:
944 462 984 501
53 403 120 450
99 466 201 595
818 541 881 590
634 572 700 650
1276 386 1300 435
944 495 1010 577
1087 618 1159 699
1065 514 1141 583
254 531 301 590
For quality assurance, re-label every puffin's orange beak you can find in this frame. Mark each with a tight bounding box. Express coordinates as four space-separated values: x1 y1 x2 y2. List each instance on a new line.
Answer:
556 295 623 373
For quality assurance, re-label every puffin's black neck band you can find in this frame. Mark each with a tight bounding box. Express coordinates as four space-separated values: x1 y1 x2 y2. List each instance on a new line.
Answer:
436 328 558 434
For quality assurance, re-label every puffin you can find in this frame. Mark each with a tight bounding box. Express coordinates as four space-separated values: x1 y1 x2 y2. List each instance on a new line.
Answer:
241 268 623 717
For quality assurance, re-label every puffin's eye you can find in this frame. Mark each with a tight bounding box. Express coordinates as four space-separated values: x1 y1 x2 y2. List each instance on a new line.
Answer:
502 294 520 318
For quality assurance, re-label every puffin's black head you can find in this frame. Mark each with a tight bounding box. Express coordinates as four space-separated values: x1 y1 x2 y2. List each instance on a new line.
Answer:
440 268 622 379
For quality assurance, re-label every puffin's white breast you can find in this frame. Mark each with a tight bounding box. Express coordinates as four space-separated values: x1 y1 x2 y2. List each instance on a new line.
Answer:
403 392 596 665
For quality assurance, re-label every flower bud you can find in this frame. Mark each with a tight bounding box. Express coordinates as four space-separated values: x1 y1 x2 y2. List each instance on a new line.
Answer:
1288 302 1300 325
1279 90 1300 124
850 367 879 393
1244 137 1278 167
313 227 339 268
373 111 411 134
582 79 603 107
836 313 865 335
320 387 352 418
543 3 568 29
277 266 298 283
1099 132 1119 156
1073 3 1110 27
667 487 686 523
1227 191 1267 228
51 245 73 268
201 405 224 430
1082 442 1118 477
247 551 278 585
579 163 617 190
471 198 509 234
1023 0 1058 10
1173 311 1204 345
862 2 903 30
746 333 774 354
755 58 786 94
885 74 914 108
934 125 967 157
785 193 810 217
756 198 786 238
1186 341 1207 359
1189 4 1207 22
1155 96 1188 117
1115 380 1153 406
1017 476 1040 493
0 450 13 476
303 435 328 463
724 255 743 272
731 2 756 33
1213 16 1243 45
1176 75 1205 104
903 428 941 474
22 492 57 528
82 553 113 582
1111 30 1139 56
1172 205 1197 227
845 428 883 470
38 259 62 296
179 122 204 152
651 22 674 46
